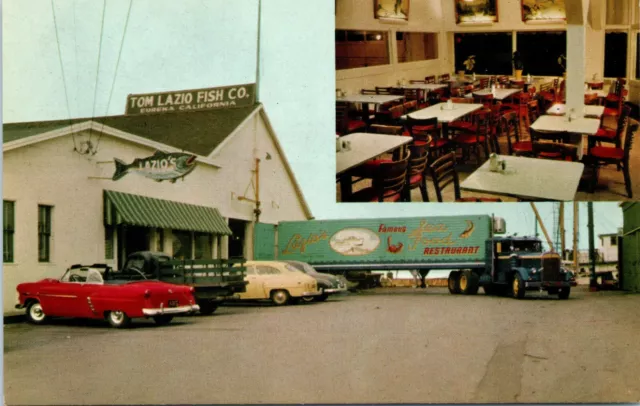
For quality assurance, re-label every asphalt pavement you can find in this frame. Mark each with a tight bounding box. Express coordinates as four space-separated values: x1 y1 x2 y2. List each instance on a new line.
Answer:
4 286 640 405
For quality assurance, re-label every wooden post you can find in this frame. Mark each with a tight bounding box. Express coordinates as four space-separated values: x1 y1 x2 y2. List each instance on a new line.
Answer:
254 158 261 223
530 203 555 252
573 201 579 273
560 202 566 258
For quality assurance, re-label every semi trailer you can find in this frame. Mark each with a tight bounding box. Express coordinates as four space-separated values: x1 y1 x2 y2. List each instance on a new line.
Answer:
255 215 576 299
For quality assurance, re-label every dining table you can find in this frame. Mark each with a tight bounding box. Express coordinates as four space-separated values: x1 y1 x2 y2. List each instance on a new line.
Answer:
530 115 601 160
336 94 405 127
401 102 484 139
336 132 412 201
460 154 584 201
547 103 605 118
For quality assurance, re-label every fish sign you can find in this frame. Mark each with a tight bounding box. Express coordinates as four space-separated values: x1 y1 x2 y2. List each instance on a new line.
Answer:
112 151 197 183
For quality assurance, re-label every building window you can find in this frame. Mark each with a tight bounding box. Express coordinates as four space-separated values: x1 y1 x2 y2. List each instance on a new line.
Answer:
396 32 438 63
38 205 52 262
606 0 630 25
610 236 618 246
454 32 512 75
516 31 566 77
194 233 213 259
604 32 628 78
105 226 114 260
157 228 164 252
3 201 15 263
172 230 192 260
336 30 390 70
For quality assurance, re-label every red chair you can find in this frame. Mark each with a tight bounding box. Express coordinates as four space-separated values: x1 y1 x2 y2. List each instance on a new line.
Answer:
439 73 451 83
425 75 436 84
530 129 570 160
405 116 448 156
499 111 532 156
585 119 638 198
453 108 491 165
336 102 366 136
603 79 626 118
404 141 432 202
589 105 631 150
345 149 410 202
375 103 405 125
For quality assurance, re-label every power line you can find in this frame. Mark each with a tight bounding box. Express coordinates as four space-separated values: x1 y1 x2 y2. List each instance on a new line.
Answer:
88 0 108 153
50 0 77 150
94 0 134 154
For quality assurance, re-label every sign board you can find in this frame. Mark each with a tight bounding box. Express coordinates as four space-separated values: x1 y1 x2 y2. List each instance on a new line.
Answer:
275 216 493 265
112 151 197 183
125 84 255 115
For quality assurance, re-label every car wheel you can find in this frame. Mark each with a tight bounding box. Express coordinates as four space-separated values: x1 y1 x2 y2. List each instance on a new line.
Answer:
26 301 47 325
511 274 525 299
198 301 218 315
153 315 174 326
316 293 329 302
106 310 131 328
270 289 290 306
558 287 571 300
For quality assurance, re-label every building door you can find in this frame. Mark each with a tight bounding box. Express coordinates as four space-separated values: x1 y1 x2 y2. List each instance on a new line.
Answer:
228 219 248 259
118 225 151 266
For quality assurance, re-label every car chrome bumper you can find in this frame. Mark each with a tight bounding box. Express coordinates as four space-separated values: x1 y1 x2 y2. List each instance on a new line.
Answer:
525 281 577 288
324 287 348 294
142 304 200 316
300 290 322 297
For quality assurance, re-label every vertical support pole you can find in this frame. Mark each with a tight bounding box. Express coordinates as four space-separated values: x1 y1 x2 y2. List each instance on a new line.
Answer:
573 201 579 274
588 201 597 290
530 203 555 252
565 0 588 117
560 202 566 257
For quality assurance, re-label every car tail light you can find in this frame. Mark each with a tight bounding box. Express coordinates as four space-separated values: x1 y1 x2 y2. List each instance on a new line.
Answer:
189 287 195 293
144 289 151 299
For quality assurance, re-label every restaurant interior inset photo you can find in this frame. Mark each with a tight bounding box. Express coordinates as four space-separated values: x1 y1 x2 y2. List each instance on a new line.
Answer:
335 0 640 203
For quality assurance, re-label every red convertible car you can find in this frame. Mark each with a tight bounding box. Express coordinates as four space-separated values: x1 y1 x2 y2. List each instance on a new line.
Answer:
15 264 200 328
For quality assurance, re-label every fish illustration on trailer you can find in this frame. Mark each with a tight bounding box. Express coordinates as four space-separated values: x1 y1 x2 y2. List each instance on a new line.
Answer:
112 151 197 182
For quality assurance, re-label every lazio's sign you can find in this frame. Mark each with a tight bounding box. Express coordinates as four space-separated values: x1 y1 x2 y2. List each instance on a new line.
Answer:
125 84 255 115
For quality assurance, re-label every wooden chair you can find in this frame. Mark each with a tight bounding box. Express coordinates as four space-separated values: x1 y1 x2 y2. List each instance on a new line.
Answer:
429 152 502 202
532 141 578 162
585 119 639 198
403 100 418 113
345 149 411 202
478 78 490 89
375 103 405 125
530 129 570 160
404 116 448 155
405 141 432 202
604 79 626 118
425 75 436 84
497 76 509 86
404 88 426 109
369 124 404 135
453 108 491 165
439 73 451 83
499 111 532 156
376 86 395 95
474 93 494 107
361 89 378 95
589 105 631 150
410 80 426 84
336 102 366 136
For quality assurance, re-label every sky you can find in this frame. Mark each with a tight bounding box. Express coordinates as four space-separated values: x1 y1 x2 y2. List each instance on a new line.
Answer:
1 0 623 253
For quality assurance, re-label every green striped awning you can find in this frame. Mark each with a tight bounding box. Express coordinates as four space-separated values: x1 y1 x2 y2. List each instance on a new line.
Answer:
103 190 232 235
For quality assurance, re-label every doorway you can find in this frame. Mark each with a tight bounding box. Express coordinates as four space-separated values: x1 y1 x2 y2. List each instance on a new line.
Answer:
118 225 151 266
228 219 248 259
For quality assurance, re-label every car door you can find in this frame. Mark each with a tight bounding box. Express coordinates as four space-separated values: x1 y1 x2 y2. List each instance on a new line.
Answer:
39 279 86 317
257 264 284 295
242 265 265 299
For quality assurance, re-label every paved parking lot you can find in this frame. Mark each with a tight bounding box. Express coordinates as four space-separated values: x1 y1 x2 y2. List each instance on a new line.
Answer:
4 286 640 405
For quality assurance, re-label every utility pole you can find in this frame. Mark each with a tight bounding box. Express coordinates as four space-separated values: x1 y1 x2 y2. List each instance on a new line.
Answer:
588 202 597 290
560 202 566 258
530 203 554 252
573 201 579 274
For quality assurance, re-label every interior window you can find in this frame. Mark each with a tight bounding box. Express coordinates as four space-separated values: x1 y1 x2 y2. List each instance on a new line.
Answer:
257 265 280 275
336 29 390 70
454 32 512 75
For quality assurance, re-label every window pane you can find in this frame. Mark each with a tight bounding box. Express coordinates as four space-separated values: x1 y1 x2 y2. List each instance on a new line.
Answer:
194 233 213 259
516 31 566 76
105 226 114 260
172 231 192 260
604 32 628 78
37 205 51 262
397 32 438 63
454 32 512 75
336 29 390 70
3 201 14 263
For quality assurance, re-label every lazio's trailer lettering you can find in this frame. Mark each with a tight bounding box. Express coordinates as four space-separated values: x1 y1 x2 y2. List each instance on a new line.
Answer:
275 216 491 267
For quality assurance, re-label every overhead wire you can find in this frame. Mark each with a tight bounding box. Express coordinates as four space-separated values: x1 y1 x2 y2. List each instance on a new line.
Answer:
87 0 107 153
50 0 76 150
94 0 134 155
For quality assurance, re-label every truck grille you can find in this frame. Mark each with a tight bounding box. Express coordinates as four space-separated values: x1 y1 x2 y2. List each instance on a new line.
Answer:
541 253 561 282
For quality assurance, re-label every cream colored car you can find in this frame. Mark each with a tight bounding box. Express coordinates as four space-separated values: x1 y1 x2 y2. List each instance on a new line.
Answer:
236 261 321 305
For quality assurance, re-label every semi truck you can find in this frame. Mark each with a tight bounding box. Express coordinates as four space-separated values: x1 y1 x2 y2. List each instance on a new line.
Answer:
255 215 576 299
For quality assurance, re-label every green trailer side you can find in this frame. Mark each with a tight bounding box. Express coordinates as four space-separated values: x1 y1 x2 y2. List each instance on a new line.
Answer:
270 215 493 272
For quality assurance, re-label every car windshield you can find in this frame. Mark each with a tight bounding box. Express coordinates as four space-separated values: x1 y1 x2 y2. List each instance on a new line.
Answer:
284 263 304 273
300 262 319 275
61 267 104 284
511 241 542 253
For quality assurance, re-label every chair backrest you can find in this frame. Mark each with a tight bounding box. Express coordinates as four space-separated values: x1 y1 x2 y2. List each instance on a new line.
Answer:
623 119 639 162
530 128 569 144
404 88 421 102
497 76 509 85
410 80 426 84
369 124 404 135
539 82 553 92
371 149 411 202
361 89 377 95
472 108 492 138
474 93 494 106
461 85 474 95
404 116 439 144
439 73 451 82
376 86 394 95
336 102 349 135
478 78 490 89
429 152 460 202
450 97 472 104
388 104 405 120
532 141 578 161
403 100 418 113
406 142 431 188
425 75 436 84
497 110 521 153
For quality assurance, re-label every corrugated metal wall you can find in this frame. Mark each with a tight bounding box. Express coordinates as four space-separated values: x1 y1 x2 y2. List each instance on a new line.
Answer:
254 223 277 260
621 203 640 292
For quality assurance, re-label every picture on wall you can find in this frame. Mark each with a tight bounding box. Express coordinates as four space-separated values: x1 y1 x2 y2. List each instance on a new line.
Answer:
521 0 566 21
374 0 410 22
455 0 498 24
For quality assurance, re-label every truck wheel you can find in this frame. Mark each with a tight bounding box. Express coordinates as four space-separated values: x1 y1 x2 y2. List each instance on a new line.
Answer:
198 301 218 315
26 301 48 325
459 270 479 295
448 272 461 294
271 290 290 306
107 311 131 328
558 287 571 300
510 274 525 299
153 315 174 326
